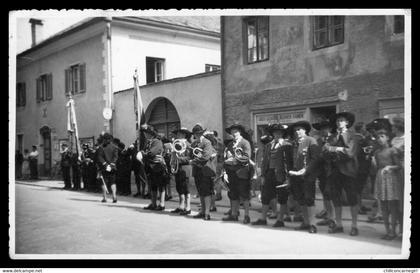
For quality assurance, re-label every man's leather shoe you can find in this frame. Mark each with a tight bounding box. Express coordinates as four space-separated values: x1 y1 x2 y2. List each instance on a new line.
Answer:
112 199 117 203
155 205 165 211
243 215 251 224
101 199 107 203
180 209 191 215
171 208 183 213
309 225 317 234
350 227 359 236
203 214 211 221
144 204 156 210
210 207 217 212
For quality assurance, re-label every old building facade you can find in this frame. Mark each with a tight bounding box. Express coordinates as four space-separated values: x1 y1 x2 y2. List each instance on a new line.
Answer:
15 16 220 176
221 15 405 141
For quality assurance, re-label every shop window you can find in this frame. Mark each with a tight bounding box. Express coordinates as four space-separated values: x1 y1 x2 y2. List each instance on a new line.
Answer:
146 57 165 84
393 15 404 34
36 73 53 102
244 16 269 64
65 63 86 96
312 16 344 50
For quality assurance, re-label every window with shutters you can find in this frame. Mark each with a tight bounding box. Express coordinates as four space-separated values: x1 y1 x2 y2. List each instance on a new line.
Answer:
146 57 165 84
146 98 180 138
16 82 26 107
312 16 344 50
243 16 269 64
65 63 86 96
36 74 53 103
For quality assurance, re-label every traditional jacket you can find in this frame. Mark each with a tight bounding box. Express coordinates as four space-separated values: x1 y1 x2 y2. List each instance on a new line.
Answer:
223 137 252 179
191 136 217 177
60 149 72 168
261 138 293 184
97 142 119 172
143 137 165 173
323 129 360 178
292 135 321 181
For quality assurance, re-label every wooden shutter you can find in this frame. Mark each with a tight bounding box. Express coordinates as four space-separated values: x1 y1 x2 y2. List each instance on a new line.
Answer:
79 63 86 92
21 82 26 106
65 68 71 96
16 83 20 106
46 74 53 100
36 78 41 103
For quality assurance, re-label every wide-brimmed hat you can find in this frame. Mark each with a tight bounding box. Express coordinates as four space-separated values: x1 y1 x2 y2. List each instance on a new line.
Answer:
368 118 392 132
225 123 246 135
140 124 156 135
192 124 206 135
102 132 113 141
172 127 192 138
312 120 333 131
267 123 288 134
332 112 356 128
289 120 312 134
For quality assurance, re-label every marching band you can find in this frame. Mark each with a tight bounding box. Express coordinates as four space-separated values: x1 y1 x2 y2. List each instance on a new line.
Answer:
56 112 404 240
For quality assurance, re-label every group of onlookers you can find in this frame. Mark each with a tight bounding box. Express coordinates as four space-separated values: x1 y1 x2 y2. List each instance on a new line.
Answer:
15 146 39 180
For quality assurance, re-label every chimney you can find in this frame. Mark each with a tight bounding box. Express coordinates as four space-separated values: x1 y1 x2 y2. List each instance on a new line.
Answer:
29 18 43 47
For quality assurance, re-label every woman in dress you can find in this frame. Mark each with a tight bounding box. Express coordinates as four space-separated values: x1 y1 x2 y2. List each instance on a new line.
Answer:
373 128 402 240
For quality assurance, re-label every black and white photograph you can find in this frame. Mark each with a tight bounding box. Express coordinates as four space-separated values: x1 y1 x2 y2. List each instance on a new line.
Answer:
8 9 411 260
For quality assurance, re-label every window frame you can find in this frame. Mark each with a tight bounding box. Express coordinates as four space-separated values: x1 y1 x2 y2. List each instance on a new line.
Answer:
393 15 404 34
312 16 345 50
243 16 270 65
36 73 53 103
65 63 86 96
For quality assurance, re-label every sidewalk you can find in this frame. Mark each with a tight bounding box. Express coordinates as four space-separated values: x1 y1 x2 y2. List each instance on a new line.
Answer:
16 176 379 224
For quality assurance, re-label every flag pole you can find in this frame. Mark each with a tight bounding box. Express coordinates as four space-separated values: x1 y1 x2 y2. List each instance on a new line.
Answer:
134 69 141 151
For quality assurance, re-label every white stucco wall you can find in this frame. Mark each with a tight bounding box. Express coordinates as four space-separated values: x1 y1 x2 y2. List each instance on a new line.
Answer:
16 33 106 167
110 25 221 92
113 72 222 146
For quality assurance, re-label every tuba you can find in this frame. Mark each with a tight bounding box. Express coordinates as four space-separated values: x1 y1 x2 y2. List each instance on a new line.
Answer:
170 139 187 174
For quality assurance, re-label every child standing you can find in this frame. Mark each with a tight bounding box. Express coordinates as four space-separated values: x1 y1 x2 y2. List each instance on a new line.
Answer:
373 129 402 240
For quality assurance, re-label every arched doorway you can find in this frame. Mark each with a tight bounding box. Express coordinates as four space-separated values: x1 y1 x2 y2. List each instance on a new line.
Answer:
39 126 51 176
146 97 180 137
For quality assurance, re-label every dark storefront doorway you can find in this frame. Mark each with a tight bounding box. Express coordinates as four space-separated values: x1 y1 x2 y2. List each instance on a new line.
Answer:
40 126 52 176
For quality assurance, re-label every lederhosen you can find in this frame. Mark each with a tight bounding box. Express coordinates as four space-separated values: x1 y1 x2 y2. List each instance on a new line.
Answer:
173 140 191 195
191 138 217 197
145 137 166 192
261 140 293 206
223 138 251 201
290 136 320 207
